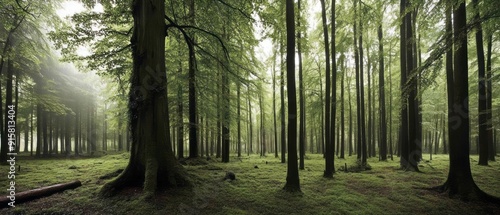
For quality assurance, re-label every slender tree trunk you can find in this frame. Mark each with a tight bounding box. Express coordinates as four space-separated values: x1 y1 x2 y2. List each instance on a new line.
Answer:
177 85 184 159
248 92 253 155
399 0 409 169
359 0 367 166
340 55 345 159
485 33 495 161
280 41 286 163
378 24 388 161
320 0 332 177
187 1 198 158
329 0 337 174
474 0 488 165
273 50 279 159
283 0 301 192
298 0 305 170
354 0 361 160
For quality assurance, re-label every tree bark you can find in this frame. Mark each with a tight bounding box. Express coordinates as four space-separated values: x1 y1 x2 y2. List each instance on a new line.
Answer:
100 0 189 197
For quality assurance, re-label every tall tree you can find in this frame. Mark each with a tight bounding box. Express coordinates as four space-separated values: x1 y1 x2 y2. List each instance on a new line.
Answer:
485 33 495 161
434 0 498 202
283 0 300 192
188 0 199 159
319 0 332 178
474 0 488 166
100 0 188 197
298 0 305 170
378 22 387 161
328 0 337 174
280 41 286 164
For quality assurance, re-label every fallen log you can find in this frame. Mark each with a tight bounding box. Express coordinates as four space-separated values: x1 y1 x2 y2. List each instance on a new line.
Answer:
0 180 82 208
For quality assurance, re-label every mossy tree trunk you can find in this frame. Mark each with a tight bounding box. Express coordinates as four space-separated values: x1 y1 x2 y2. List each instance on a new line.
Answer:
100 0 188 197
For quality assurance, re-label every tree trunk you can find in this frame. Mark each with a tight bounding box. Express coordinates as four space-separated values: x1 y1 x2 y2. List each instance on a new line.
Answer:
1 59 14 161
320 0 332 177
378 24 387 161
340 54 345 159
188 0 198 159
329 0 337 173
474 0 488 165
359 0 367 166
273 49 278 158
177 85 184 159
435 1 498 202
298 0 305 170
100 0 189 197
354 0 361 160
280 41 286 163
485 33 495 161
283 0 301 192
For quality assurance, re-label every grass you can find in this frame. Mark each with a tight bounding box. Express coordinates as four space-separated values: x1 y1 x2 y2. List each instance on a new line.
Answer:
0 152 499 215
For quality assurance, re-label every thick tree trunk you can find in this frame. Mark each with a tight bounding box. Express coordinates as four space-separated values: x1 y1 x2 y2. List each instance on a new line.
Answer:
435 1 498 203
100 0 189 197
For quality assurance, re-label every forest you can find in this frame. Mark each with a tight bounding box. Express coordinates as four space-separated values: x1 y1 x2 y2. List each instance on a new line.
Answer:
0 0 499 214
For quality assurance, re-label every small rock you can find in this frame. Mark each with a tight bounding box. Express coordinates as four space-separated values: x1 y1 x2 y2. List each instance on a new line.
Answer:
224 171 236 181
69 165 77 169
254 165 259 169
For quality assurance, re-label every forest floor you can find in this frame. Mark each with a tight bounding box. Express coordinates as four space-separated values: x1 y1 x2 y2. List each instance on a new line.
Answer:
0 152 499 215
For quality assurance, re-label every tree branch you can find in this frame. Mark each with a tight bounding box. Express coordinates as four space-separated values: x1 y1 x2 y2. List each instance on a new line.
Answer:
15 0 36 19
214 0 255 22
165 15 229 61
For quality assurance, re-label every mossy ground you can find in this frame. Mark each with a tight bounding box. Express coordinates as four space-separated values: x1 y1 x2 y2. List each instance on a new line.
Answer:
0 152 499 214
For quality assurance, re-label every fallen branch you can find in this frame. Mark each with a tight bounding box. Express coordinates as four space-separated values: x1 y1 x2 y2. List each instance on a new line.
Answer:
0 180 82 208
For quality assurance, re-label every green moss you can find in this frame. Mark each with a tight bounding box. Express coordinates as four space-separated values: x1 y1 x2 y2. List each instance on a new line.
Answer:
0 153 498 214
